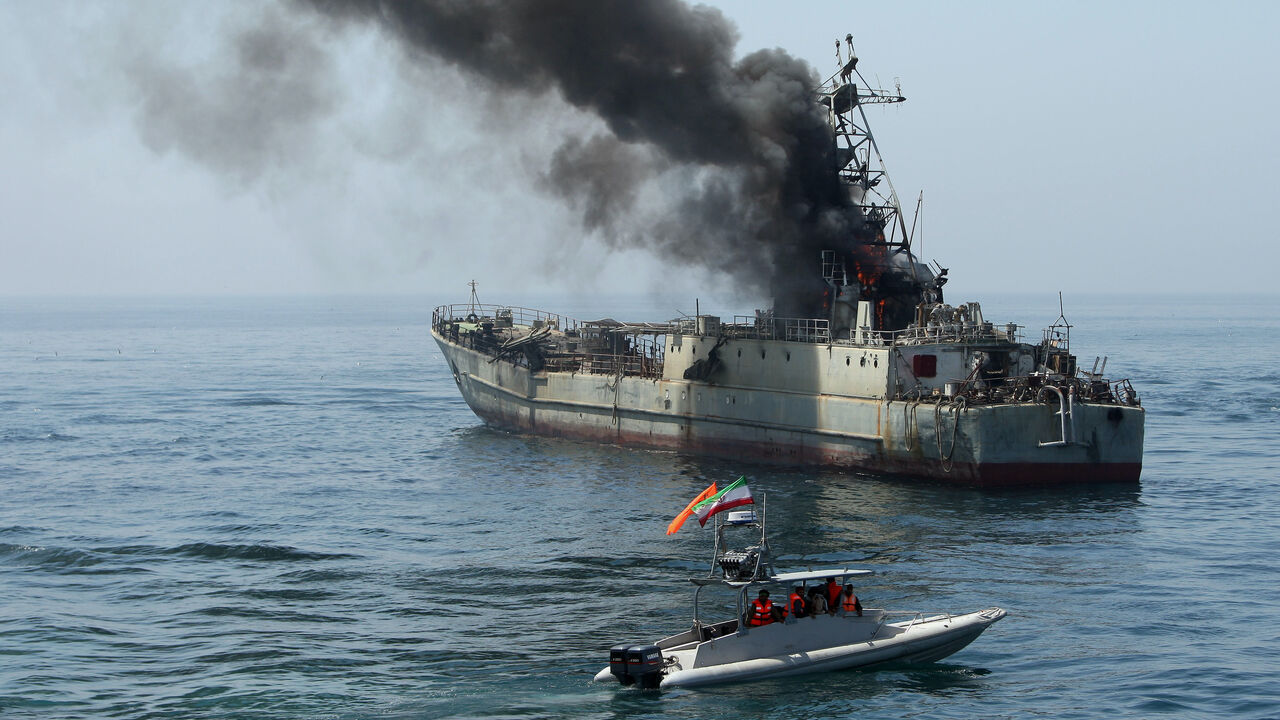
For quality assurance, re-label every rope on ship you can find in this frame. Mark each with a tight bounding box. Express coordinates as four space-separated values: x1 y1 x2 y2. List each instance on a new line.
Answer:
902 395 922 452
935 396 966 473
607 368 624 426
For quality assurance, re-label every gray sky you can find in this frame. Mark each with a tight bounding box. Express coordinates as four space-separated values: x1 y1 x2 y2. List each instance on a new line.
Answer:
2 1 1276 307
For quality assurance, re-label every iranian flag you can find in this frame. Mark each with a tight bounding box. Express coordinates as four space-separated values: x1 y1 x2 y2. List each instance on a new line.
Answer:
693 477 754 527
665 482 717 535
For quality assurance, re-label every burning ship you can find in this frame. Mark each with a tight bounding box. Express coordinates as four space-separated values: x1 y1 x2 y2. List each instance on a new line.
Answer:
430 38 1144 486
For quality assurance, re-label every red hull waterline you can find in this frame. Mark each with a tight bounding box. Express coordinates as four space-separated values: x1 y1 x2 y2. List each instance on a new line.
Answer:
467 405 1142 488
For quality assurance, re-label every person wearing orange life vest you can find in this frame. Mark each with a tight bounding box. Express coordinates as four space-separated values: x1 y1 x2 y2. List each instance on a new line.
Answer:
788 586 808 620
825 577 842 615
840 583 863 616
748 589 778 626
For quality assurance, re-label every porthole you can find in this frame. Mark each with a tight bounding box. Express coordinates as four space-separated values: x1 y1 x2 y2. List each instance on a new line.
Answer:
786 352 791 362
737 348 741 357
860 356 866 367
761 350 766 359
845 356 851 366
873 357 879 368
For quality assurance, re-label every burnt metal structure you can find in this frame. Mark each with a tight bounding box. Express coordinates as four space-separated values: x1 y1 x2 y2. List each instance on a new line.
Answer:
429 38 1145 486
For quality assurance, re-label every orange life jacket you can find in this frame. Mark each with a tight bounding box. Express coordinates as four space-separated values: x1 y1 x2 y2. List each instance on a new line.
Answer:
789 592 807 618
841 593 861 612
749 599 775 626
826 581 842 609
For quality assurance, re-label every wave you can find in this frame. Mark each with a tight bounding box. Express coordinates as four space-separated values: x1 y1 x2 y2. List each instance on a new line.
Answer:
0 525 46 534
224 396 299 407
276 568 368 583
161 543 361 562
73 413 164 426
0 430 81 443
188 606 356 623
233 587 339 601
1 541 360 570
2 544 109 569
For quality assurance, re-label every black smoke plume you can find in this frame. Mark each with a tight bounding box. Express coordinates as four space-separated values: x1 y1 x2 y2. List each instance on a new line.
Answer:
298 0 868 312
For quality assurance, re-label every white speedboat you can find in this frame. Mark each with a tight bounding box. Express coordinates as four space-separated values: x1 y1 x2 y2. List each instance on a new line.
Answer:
594 501 1005 689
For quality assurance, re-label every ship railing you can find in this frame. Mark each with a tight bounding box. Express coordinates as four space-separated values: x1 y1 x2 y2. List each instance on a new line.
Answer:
717 316 1018 347
877 322 1020 347
727 316 831 344
882 610 954 633
544 352 662 379
1111 378 1141 407
902 373 1142 407
432 303 580 334
583 353 663 378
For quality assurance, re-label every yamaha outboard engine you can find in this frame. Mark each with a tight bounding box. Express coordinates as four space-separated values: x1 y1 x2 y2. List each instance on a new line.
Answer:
608 643 663 688
626 644 664 689
608 643 635 685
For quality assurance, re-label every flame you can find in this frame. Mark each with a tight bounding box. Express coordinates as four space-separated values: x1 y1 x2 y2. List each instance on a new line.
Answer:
853 243 887 288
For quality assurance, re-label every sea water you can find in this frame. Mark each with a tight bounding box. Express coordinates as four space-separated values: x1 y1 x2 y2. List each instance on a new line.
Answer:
2 294 1278 719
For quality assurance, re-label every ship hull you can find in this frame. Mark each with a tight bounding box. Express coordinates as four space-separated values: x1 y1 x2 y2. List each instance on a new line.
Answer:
433 330 1143 487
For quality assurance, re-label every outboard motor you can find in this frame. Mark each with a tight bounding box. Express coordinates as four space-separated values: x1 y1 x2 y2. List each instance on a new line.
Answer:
624 644 664 689
608 643 635 685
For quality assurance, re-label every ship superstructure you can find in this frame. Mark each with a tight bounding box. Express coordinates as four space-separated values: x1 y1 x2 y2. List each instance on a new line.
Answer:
430 39 1144 486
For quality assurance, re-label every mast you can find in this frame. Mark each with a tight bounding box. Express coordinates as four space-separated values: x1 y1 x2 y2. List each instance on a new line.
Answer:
820 36 943 334
825 35 908 253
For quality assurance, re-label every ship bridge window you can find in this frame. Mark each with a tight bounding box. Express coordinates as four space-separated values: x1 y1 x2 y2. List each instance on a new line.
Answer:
913 354 938 378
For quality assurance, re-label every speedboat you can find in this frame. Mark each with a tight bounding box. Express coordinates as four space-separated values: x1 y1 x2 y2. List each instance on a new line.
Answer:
593 498 1006 689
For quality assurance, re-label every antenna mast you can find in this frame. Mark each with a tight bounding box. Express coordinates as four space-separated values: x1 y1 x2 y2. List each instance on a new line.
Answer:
821 36 908 252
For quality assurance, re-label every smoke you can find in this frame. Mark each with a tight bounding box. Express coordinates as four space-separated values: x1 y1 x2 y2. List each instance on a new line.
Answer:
121 0 874 308
297 0 868 309
127 6 342 183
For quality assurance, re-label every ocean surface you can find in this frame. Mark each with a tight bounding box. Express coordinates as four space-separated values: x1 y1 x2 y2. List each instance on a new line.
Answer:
2 293 1278 720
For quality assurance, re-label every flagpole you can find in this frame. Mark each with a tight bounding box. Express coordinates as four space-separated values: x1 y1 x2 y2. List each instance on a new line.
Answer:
758 493 770 580
707 510 721 578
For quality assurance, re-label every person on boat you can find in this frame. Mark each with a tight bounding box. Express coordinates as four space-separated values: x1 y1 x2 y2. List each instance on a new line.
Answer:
807 586 829 617
748 589 779 626
788 586 808 620
840 584 863 616
825 577 842 614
